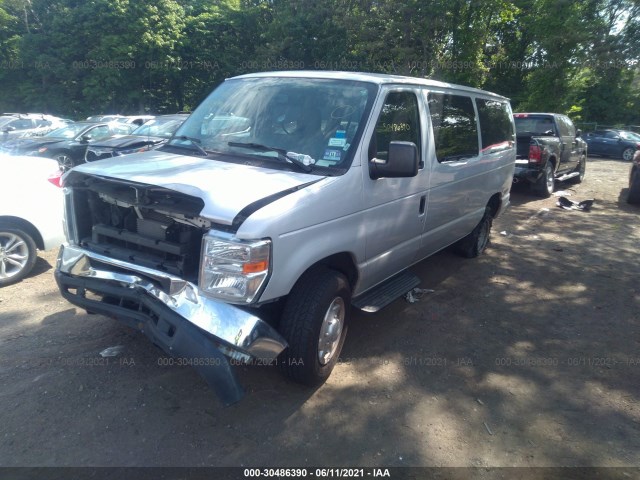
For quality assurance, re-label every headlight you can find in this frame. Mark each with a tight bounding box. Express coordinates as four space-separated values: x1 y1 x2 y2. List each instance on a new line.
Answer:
199 235 271 304
27 147 48 155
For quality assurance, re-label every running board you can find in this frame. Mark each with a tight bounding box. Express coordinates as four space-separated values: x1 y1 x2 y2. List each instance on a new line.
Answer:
556 171 580 182
352 271 421 313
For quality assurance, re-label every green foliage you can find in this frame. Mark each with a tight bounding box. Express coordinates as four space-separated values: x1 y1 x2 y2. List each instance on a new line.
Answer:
0 0 637 124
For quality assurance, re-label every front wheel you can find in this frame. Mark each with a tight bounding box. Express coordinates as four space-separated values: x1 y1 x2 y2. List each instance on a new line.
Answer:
277 267 351 386
622 148 635 162
54 152 74 171
0 226 37 287
568 155 586 184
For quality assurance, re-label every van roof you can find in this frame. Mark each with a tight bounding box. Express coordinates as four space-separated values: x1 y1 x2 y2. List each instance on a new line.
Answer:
231 70 509 101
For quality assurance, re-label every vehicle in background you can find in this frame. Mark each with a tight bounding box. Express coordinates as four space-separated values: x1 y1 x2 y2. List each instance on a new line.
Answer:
584 129 640 161
628 149 640 204
85 114 188 163
0 114 69 143
0 121 135 170
86 115 128 122
116 115 156 126
55 71 516 404
513 113 587 197
0 154 65 286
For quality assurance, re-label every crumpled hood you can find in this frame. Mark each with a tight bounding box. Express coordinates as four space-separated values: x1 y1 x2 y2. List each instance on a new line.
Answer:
67 149 323 225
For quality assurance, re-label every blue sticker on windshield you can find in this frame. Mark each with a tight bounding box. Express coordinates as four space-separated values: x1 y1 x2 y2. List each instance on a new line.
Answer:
335 130 346 139
323 148 342 162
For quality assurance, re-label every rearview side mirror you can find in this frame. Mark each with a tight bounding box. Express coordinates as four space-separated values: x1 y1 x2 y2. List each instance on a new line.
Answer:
370 141 419 179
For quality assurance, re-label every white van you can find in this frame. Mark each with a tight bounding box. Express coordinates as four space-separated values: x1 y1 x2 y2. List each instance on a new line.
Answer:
56 71 516 404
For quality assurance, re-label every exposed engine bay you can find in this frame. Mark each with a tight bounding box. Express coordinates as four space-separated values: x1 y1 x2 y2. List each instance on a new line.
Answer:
65 174 210 283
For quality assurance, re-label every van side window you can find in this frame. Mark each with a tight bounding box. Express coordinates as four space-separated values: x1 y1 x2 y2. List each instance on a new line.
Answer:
369 91 421 164
476 99 514 153
428 93 478 162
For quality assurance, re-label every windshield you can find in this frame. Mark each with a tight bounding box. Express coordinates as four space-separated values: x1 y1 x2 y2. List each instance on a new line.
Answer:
46 123 91 139
619 131 640 142
169 77 377 172
133 117 185 138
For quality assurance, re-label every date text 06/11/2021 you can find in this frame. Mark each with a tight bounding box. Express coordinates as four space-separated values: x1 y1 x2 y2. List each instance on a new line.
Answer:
243 468 391 478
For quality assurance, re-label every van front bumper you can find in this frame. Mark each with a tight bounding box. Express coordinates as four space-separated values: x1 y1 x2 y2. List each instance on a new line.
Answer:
55 243 288 405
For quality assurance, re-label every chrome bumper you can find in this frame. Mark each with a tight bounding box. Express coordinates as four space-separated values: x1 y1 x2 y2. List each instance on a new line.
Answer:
55 244 288 405
56 243 287 361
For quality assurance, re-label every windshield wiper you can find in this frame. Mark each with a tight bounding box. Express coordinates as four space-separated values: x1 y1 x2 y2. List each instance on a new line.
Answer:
227 141 312 173
168 135 209 156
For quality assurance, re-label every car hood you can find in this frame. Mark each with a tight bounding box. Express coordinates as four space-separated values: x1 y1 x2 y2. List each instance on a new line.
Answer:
66 149 324 225
90 135 166 149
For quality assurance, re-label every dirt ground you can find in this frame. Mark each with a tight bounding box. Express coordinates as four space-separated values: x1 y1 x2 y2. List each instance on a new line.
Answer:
1 157 639 471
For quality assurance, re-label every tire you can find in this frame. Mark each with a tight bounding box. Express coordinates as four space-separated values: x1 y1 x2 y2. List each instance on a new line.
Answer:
454 207 493 258
533 162 555 197
0 226 37 287
567 155 586 184
277 267 351 386
622 148 635 162
628 169 640 205
54 152 74 171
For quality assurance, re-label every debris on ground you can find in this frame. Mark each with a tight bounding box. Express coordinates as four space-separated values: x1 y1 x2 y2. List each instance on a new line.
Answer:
554 190 574 197
404 288 435 303
557 196 595 211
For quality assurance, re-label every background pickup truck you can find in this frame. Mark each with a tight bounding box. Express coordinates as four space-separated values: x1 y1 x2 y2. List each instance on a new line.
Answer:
513 113 587 197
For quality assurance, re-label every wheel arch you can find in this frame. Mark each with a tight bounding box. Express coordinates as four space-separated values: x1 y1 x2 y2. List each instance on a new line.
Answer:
0 216 44 250
486 193 502 219
308 252 359 291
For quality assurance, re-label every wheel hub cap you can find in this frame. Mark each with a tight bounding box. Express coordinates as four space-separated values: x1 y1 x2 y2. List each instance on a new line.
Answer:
318 297 345 365
0 233 28 279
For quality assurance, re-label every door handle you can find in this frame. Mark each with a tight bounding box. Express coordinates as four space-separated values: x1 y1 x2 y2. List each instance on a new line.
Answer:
419 195 426 215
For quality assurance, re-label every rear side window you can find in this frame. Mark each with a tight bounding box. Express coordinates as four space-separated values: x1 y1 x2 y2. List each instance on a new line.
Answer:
476 99 514 153
556 116 570 137
370 91 421 162
427 93 478 162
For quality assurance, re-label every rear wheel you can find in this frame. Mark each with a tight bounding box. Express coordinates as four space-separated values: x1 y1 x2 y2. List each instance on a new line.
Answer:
533 162 555 197
277 267 351 386
454 207 493 258
0 226 37 287
622 148 635 161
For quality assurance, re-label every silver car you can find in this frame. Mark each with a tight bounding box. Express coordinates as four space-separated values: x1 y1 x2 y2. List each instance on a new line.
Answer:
55 71 516 404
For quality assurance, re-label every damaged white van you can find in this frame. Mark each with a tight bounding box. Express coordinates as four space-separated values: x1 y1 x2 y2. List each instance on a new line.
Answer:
56 71 515 404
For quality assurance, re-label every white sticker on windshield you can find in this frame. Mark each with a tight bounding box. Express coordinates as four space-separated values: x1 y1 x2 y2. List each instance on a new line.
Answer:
328 137 346 147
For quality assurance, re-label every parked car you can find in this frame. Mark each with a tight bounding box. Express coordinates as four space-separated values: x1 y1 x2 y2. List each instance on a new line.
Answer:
584 129 640 161
0 121 135 170
513 113 587 197
0 113 69 143
85 115 128 122
0 154 65 286
55 71 516 404
628 149 640 204
116 115 156 126
85 114 187 163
